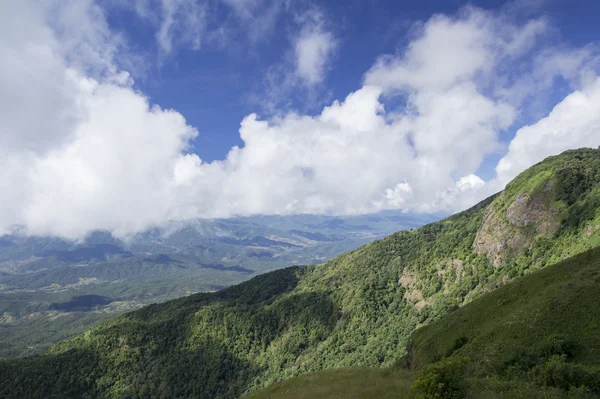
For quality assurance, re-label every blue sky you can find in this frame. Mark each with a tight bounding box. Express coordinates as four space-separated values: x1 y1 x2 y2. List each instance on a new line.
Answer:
107 0 600 164
1 0 599 238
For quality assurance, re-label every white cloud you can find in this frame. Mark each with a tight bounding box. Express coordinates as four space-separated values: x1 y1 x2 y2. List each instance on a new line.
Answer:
113 0 285 58
294 11 337 85
384 182 413 208
24 79 199 237
415 174 487 214
256 8 337 111
364 8 547 93
0 1 198 237
496 76 600 185
1 2 599 239
133 0 208 55
156 0 207 54
457 174 485 192
220 0 259 18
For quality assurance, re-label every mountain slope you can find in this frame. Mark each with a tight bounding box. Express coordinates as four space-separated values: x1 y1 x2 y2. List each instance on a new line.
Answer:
244 368 416 399
246 245 600 399
407 247 600 371
1 148 600 398
405 246 600 396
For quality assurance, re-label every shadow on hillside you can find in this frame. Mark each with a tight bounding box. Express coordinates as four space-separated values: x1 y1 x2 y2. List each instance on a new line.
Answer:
177 290 339 398
127 266 304 323
0 267 342 398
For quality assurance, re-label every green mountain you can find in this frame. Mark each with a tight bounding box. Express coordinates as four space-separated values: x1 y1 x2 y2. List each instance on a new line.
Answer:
1 148 599 398
246 246 600 399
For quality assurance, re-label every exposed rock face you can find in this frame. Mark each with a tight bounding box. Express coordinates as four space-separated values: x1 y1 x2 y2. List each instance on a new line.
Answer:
584 224 600 238
506 192 560 235
398 268 417 289
436 259 462 281
474 190 560 267
452 259 463 281
0 312 15 324
399 268 429 311
474 206 523 267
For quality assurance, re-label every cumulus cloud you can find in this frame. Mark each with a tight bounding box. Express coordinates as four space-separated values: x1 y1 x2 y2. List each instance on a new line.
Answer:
364 9 548 96
496 76 600 185
1 2 599 239
0 1 198 237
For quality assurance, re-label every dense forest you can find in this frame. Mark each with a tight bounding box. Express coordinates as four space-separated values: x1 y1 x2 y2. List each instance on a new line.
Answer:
1 148 600 398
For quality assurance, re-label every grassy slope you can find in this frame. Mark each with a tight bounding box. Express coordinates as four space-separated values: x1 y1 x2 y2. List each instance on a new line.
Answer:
408 247 600 371
243 368 415 399
1 148 600 399
249 247 600 399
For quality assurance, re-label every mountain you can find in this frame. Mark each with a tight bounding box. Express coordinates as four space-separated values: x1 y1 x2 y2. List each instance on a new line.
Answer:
246 246 600 399
0 212 433 357
1 148 599 398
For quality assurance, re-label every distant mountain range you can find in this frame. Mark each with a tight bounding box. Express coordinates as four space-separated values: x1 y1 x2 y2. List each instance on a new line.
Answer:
0 211 437 357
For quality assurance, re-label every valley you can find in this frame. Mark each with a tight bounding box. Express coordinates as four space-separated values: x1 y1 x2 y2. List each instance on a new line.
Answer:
0 212 434 357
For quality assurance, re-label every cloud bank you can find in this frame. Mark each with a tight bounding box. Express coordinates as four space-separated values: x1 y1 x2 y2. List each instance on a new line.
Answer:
0 2 598 238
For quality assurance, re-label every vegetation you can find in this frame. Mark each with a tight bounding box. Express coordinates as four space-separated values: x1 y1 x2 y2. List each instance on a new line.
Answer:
250 246 600 399
411 357 467 399
0 148 599 398
406 246 600 397
242 368 415 399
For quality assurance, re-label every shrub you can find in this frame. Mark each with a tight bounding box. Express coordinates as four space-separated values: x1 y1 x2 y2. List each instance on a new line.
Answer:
502 347 540 378
411 357 466 399
445 336 468 358
537 335 576 359
530 355 600 394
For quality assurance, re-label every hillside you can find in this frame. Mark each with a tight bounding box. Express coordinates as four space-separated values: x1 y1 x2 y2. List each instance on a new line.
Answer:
1 148 600 398
247 245 600 399
244 368 416 399
406 245 600 397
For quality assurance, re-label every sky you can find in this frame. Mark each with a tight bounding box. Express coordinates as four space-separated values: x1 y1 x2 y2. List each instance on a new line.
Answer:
1 0 600 239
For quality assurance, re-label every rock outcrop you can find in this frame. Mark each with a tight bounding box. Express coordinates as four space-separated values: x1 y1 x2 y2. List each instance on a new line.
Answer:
506 191 560 235
474 188 560 266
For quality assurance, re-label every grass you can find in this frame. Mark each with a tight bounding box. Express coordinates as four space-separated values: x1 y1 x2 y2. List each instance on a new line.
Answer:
243 368 415 399
407 246 600 372
244 370 582 399
464 378 593 399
